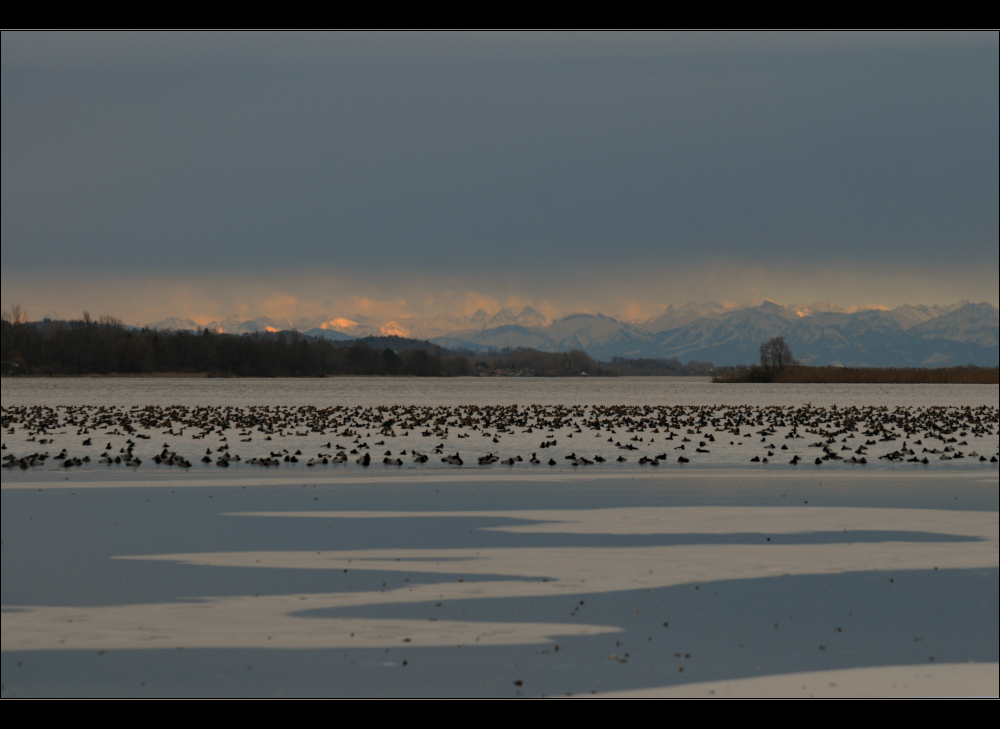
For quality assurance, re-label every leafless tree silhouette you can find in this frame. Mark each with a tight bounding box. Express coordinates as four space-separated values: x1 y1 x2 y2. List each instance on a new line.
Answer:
759 336 794 372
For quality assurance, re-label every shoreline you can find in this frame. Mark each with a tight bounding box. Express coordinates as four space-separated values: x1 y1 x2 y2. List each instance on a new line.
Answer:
5 371 999 383
5 372 997 383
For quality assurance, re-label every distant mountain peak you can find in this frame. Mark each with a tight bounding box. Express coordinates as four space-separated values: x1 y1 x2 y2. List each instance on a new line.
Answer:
146 317 201 331
140 300 997 368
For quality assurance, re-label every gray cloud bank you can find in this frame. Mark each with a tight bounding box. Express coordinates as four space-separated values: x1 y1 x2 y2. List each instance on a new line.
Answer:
2 32 997 314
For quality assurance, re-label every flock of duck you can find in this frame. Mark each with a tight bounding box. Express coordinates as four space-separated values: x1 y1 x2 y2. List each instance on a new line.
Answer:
2 403 997 472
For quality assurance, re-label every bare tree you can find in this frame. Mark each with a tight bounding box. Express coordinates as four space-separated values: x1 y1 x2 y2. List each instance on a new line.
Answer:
760 336 794 372
2 304 27 325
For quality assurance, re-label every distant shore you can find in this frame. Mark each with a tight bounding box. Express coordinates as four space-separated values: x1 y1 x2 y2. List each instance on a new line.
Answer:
2 372 217 379
1 371 706 379
4 367 998 382
712 365 999 385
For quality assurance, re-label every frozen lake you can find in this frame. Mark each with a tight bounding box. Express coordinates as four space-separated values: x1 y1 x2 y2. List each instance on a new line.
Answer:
2 377 997 697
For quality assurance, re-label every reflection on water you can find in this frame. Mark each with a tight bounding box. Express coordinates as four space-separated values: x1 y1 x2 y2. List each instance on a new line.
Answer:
3 491 997 697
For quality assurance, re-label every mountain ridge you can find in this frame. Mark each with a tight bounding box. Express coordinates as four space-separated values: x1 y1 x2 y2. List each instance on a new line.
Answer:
143 301 999 367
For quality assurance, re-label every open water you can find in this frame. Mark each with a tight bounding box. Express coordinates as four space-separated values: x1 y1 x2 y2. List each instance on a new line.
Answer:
3 375 997 409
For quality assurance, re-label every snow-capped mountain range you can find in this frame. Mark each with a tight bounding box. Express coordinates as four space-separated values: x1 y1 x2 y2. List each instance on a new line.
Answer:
146 301 999 367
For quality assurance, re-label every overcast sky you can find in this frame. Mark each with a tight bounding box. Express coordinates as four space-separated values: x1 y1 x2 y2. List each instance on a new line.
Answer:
2 31 997 324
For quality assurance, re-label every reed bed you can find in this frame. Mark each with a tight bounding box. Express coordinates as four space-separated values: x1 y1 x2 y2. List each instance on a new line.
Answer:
712 365 999 384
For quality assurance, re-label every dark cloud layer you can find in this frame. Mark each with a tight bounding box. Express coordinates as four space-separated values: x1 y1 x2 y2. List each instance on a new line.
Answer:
2 32 997 318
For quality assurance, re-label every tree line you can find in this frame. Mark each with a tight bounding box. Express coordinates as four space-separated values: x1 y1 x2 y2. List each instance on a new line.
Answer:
1 311 630 377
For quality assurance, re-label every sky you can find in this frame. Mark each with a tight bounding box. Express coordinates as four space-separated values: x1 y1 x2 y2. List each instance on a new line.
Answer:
2 31 997 325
